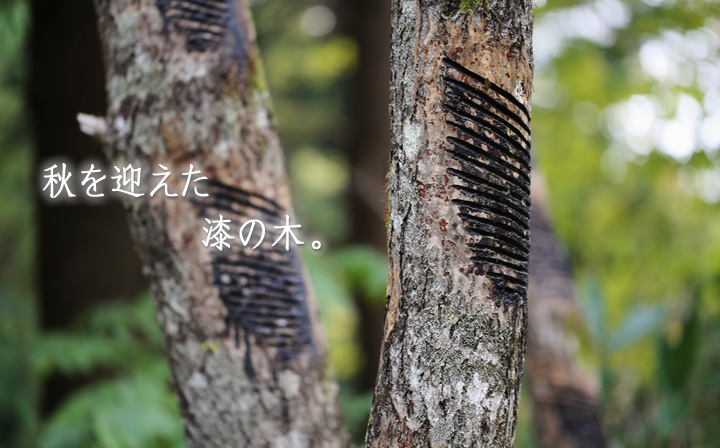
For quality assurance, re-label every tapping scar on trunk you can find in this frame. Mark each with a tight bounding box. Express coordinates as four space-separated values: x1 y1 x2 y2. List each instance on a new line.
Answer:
553 386 606 446
441 57 531 311
191 180 315 369
156 0 246 57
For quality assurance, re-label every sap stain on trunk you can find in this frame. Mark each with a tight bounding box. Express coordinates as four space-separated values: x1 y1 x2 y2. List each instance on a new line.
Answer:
442 57 531 311
192 181 315 367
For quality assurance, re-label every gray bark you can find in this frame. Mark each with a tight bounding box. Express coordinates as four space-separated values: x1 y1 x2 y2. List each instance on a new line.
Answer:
88 1 348 446
367 1 533 447
527 176 606 448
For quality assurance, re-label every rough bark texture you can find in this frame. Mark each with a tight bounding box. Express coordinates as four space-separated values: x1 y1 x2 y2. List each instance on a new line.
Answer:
527 177 606 448
90 1 347 446
367 1 533 446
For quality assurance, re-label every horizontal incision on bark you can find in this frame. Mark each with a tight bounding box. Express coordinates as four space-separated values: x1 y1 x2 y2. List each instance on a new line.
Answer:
191 181 315 374
553 386 606 443
442 57 532 311
156 0 242 53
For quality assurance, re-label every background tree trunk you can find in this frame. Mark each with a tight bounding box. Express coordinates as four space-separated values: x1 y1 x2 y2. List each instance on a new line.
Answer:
367 1 533 446
345 0 391 391
89 1 347 446
28 0 147 415
527 176 606 448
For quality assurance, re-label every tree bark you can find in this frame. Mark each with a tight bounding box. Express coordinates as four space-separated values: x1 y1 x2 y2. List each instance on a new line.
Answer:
89 1 347 446
367 1 533 446
526 176 606 448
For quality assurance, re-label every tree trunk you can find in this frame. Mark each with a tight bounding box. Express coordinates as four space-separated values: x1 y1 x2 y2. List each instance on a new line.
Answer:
89 1 347 446
367 1 533 446
527 176 606 448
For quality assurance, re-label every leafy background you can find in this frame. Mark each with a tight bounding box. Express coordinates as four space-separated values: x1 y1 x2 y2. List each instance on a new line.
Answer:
1 0 719 447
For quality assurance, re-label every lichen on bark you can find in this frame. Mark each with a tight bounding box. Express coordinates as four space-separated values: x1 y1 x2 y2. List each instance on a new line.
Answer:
460 0 482 13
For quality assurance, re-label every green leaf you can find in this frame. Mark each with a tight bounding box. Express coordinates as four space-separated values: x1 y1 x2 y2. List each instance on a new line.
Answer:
302 249 362 379
579 276 607 347
658 300 700 392
652 392 689 438
38 373 183 448
609 304 666 351
333 246 388 306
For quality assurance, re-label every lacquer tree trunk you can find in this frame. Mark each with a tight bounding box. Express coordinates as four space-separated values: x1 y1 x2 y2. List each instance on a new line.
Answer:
89 1 347 446
527 177 606 448
367 1 533 446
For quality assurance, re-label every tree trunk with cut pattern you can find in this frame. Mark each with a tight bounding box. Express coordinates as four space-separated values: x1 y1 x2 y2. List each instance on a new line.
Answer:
367 1 534 446
89 1 348 446
527 176 606 448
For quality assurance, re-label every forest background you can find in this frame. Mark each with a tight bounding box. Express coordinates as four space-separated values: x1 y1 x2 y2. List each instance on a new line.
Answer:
0 0 719 446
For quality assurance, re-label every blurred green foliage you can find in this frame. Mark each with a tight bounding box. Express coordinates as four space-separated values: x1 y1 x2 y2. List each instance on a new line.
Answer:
0 0 36 447
532 0 720 445
0 0 719 447
32 297 184 448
